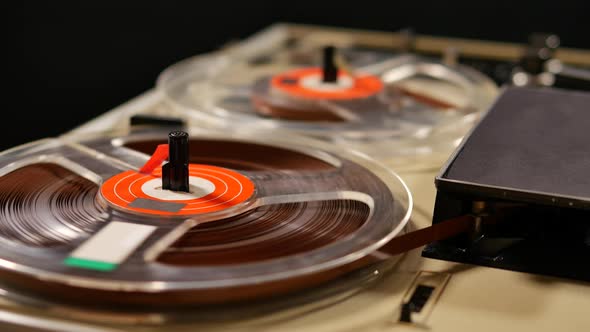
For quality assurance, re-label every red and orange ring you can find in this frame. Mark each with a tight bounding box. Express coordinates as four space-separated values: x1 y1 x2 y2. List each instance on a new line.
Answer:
270 67 383 100
101 165 255 216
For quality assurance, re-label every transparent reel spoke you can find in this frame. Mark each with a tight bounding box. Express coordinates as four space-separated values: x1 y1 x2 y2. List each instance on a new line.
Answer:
0 139 144 186
245 168 374 223
69 139 153 176
132 168 374 267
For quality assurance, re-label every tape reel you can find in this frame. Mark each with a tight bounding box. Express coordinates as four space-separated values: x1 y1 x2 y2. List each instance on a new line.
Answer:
157 40 498 168
0 128 411 307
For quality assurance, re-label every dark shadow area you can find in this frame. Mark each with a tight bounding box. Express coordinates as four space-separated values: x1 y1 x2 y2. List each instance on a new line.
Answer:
16 1 590 151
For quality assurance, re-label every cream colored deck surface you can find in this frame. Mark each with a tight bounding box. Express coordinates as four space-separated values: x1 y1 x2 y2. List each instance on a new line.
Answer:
4 24 590 331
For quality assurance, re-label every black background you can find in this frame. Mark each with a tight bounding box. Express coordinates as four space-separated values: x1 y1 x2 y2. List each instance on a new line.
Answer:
18 1 590 152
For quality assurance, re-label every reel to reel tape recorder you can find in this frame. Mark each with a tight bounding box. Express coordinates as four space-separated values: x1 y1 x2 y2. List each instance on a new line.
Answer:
5 23 590 331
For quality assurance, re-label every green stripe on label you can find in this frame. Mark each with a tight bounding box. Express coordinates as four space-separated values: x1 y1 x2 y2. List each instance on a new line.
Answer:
64 257 117 271
65 221 156 272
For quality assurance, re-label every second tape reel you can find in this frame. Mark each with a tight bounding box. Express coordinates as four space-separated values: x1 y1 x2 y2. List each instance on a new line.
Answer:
157 30 498 170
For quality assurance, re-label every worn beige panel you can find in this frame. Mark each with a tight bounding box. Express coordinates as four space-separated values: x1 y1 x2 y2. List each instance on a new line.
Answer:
3 23 590 332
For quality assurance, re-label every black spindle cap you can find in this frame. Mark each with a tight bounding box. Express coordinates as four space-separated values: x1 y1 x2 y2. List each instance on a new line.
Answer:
322 46 338 83
162 131 190 192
